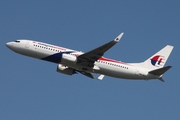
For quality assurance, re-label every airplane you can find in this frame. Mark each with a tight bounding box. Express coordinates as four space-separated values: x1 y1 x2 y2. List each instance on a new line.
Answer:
6 33 174 82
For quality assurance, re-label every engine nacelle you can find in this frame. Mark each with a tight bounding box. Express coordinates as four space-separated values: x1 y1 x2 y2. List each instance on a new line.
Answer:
61 54 77 64
56 64 76 75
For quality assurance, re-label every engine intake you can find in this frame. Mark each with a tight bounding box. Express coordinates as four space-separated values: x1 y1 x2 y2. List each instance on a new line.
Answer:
61 54 77 64
56 64 76 75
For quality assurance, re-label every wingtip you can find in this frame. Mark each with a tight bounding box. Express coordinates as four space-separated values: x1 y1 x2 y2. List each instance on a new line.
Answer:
114 32 124 42
97 74 105 80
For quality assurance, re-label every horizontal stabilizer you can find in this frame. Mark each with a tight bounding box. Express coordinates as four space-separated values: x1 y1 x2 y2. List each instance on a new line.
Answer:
149 66 172 75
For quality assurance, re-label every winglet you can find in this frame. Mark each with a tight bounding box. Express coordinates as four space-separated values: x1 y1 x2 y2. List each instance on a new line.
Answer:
97 74 105 80
114 32 124 42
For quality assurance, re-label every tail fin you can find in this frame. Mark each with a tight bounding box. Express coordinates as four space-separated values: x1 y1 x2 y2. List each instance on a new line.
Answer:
142 45 174 71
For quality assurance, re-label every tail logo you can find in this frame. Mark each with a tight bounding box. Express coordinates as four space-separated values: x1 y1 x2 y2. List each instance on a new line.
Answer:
151 55 165 66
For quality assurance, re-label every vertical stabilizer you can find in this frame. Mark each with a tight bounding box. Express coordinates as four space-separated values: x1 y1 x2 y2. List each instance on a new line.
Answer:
142 45 173 71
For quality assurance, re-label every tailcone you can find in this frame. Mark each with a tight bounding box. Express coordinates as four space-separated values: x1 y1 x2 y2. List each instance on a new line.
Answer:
158 77 165 82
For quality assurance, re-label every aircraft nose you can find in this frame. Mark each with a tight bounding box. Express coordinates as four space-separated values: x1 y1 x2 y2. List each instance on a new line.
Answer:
6 42 13 48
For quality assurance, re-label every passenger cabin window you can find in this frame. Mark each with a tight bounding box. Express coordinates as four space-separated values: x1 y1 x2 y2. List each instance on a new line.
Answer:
15 40 20 43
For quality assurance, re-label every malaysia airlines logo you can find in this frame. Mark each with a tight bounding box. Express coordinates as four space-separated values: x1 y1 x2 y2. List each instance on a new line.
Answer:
151 55 165 66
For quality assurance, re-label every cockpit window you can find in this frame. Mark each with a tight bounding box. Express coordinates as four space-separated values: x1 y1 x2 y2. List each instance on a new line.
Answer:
15 40 20 43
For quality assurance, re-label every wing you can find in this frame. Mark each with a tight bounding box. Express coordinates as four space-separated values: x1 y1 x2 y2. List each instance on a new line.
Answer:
78 71 95 79
77 33 124 67
78 70 105 80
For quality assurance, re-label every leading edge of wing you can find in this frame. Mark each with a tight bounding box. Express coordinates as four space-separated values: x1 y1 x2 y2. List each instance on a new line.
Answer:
78 32 124 63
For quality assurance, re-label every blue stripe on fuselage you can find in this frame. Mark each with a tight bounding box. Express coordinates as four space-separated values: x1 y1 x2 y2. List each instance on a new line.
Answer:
41 52 73 63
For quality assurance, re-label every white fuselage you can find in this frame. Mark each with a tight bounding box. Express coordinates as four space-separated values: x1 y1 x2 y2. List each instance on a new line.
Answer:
6 40 160 80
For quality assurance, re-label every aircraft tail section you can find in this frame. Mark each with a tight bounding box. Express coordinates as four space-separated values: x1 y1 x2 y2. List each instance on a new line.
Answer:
141 45 174 71
148 66 172 82
149 66 172 75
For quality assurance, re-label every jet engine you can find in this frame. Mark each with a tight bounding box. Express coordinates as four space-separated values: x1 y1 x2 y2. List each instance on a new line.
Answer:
61 54 78 64
56 64 76 75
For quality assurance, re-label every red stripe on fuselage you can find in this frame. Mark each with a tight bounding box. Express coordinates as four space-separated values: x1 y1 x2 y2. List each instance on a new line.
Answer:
99 57 127 65
72 54 128 65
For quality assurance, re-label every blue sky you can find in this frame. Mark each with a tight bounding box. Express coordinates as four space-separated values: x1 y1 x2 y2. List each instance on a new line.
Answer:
1 1 180 120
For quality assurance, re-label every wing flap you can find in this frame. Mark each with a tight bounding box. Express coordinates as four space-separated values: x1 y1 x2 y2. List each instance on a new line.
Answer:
78 71 95 79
